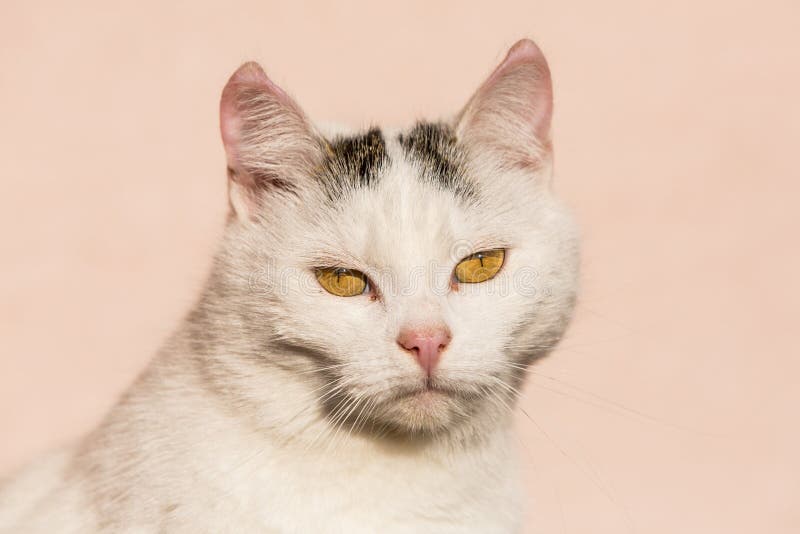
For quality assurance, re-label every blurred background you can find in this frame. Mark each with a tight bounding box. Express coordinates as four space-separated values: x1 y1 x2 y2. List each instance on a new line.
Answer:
1 1 798 532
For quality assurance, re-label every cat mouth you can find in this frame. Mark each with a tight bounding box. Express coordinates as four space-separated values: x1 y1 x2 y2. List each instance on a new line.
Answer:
418 383 450 397
357 379 485 434
390 380 457 401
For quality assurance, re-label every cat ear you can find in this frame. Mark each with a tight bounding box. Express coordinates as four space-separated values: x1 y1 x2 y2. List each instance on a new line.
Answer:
220 62 324 219
455 39 553 170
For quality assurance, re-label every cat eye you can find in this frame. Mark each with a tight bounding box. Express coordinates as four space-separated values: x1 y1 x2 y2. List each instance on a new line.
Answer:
454 249 506 284
315 267 369 297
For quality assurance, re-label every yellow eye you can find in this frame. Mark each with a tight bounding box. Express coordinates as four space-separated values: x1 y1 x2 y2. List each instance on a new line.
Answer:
454 249 505 284
315 267 369 297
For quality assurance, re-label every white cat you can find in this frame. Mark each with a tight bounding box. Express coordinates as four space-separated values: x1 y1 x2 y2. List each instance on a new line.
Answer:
0 38 579 533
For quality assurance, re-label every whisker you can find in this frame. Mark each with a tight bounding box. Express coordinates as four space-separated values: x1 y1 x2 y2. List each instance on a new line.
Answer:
518 405 636 533
452 361 715 436
526 376 716 437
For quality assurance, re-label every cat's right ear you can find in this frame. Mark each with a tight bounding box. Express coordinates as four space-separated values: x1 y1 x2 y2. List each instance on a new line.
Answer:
220 62 324 220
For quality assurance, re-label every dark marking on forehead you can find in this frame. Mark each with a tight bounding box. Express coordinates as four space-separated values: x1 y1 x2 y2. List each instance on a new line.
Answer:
318 127 388 200
398 122 474 199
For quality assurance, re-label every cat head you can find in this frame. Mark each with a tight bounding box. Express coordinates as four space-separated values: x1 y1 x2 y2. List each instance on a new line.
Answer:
200 39 579 443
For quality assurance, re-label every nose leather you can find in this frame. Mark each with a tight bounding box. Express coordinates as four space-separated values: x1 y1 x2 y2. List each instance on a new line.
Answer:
396 326 452 376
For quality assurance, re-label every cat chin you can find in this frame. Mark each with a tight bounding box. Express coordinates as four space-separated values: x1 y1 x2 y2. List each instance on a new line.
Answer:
362 388 470 436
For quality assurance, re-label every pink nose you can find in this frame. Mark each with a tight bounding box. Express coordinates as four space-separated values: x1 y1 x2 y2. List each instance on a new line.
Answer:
397 326 452 376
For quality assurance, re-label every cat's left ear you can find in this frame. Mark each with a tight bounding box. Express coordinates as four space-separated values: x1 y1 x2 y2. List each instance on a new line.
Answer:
455 39 553 170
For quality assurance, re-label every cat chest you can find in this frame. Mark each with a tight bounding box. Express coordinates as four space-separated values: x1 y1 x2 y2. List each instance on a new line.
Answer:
227 449 522 533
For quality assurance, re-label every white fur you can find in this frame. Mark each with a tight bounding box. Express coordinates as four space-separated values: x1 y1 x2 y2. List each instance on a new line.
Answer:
0 148 575 533
1 40 579 533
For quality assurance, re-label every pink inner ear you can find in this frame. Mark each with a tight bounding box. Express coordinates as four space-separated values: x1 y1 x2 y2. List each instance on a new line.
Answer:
486 39 550 87
219 62 306 169
217 60 324 219
218 62 276 217
458 38 553 162
485 39 552 141
219 62 275 167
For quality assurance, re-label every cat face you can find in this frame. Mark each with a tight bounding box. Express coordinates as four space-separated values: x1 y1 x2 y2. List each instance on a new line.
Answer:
207 40 579 440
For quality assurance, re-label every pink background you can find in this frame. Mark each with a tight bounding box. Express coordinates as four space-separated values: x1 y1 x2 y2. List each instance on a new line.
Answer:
1 1 798 532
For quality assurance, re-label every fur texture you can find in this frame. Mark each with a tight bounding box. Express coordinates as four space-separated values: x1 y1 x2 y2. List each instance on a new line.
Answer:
0 39 579 533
